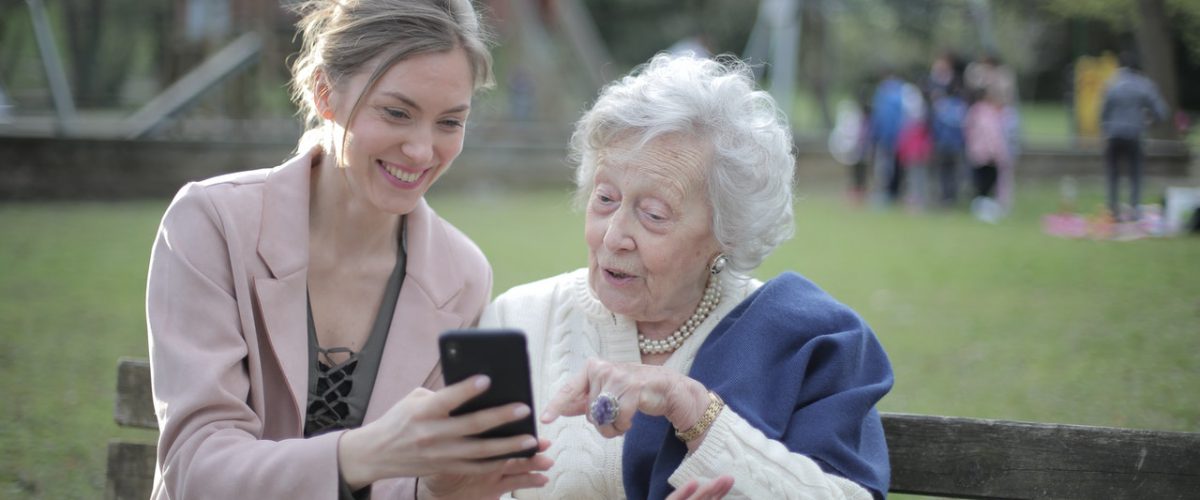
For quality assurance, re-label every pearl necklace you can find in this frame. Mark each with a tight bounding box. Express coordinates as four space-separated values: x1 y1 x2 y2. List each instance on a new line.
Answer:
638 278 722 355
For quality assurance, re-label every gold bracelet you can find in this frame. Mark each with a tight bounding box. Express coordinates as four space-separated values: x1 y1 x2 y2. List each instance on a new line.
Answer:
674 391 724 442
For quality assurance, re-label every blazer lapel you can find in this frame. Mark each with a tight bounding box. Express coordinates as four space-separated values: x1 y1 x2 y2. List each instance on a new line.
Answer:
252 150 315 427
365 199 468 422
247 156 472 427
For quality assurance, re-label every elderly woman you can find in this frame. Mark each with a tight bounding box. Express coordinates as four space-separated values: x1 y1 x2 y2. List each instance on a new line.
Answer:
481 54 893 499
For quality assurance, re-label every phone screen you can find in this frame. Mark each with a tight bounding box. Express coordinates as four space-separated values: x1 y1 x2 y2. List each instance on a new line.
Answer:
439 329 538 459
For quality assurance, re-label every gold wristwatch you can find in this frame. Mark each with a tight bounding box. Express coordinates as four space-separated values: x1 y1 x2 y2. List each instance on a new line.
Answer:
675 391 724 442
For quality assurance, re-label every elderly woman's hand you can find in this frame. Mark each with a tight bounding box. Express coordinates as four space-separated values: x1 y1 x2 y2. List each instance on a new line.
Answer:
666 476 735 500
541 359 712 443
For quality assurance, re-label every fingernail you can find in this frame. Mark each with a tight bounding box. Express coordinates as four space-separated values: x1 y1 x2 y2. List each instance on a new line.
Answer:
475 375 490 389
540 411 555 423
513 404 531 418
522 437 538 449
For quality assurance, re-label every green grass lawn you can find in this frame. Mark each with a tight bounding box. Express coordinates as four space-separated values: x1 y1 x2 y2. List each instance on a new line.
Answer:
2 179 1198 498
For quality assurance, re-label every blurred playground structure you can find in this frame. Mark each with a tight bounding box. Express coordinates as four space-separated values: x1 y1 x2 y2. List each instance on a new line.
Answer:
0 0 1197 199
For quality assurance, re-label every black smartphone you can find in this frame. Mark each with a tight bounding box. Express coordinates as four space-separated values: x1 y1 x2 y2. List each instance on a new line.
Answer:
438 328 538 459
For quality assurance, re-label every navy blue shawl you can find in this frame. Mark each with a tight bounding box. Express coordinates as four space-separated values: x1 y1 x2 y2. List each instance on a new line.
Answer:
621 272 893 499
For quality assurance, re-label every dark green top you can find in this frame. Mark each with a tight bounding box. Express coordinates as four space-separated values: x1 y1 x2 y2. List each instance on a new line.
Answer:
304 216 407 499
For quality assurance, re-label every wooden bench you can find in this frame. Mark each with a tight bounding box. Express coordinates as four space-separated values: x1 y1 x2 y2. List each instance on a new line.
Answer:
109 358 1200 499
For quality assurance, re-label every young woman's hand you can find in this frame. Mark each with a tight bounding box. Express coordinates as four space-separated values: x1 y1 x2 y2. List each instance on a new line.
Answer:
338 375 547 489
418 438 553 500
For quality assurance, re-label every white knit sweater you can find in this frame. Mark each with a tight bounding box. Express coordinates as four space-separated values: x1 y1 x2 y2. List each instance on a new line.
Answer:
481 269 872 500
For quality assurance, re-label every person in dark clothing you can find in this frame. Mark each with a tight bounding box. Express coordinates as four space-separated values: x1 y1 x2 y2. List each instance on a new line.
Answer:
930 82 968 206
1100 50 1169 221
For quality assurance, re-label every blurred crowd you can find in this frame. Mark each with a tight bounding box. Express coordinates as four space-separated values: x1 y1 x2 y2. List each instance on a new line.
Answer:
831 51 1021 223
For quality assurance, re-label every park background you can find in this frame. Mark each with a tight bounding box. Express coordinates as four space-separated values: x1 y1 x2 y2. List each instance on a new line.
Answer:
1 0 1198 497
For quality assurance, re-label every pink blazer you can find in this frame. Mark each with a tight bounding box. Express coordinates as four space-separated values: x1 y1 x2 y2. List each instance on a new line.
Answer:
146 148 492 499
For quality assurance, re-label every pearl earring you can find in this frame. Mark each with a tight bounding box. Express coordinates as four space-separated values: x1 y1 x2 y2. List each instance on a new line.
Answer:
709 253 728 276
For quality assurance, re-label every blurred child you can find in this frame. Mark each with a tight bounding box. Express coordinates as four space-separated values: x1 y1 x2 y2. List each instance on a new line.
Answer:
871 70 906 206
963 88 1011 222
829 85 874 205
896 97 932 211
930 83 967 206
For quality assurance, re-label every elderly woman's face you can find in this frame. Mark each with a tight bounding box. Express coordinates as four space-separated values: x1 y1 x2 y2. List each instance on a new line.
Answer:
584 134 720 328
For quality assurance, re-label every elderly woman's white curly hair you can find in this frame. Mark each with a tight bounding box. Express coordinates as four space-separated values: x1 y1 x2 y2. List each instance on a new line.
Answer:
570 53 796 277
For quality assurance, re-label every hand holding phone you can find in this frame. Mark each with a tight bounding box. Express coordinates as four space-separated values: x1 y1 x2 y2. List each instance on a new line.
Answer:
439 329 538 459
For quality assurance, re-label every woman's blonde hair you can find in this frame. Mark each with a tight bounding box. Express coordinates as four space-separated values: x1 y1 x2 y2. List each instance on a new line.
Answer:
288 0 494 148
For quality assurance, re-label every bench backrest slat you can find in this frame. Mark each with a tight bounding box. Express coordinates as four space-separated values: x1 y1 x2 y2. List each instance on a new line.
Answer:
884 412 1200 499
106 441 156 500
115 358 157 429
113 359 1200 498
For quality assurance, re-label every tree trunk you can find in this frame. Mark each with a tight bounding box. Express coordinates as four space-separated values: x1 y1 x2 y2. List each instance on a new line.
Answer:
802 0 833 132
1133 0 1178 138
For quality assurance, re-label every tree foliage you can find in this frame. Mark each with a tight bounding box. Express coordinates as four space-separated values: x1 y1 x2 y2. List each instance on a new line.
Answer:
583 0 757 69
1041 0 1200 59
1041 0 1135 28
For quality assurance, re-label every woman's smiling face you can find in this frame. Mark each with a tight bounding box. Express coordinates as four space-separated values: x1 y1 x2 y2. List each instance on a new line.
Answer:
584 134 720 328
321 46 474 215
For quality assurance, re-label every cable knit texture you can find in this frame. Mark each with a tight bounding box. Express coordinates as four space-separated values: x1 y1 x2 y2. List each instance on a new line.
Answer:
481 269 885 499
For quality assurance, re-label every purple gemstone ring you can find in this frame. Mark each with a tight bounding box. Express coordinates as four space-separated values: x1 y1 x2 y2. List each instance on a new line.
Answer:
588 392 620 426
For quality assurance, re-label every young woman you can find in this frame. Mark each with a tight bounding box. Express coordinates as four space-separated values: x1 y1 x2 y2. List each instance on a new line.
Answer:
145 1 550 498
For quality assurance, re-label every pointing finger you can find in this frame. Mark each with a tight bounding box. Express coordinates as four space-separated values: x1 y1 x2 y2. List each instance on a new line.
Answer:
541 368 591 423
